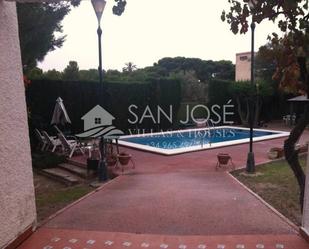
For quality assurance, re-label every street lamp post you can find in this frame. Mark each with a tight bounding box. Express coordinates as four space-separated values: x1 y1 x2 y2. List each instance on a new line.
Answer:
92 0 107 182
246 0 257 173
92 0 106 84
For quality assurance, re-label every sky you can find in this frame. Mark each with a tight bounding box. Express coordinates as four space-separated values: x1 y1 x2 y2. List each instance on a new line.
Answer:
39 0 279 72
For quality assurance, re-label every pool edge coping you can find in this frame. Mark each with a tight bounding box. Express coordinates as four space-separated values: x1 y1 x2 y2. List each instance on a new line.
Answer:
118 126 290 155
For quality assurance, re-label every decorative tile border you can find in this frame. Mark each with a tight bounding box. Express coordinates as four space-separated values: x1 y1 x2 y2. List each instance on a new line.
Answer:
36 235 294 249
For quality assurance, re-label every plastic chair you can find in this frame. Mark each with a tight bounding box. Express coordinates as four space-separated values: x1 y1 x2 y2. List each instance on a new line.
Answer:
58 133 85 158
42 131 62 152
34 129 47 151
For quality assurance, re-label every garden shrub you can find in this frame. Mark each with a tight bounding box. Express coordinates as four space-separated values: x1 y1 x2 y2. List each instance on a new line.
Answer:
32 152 66 169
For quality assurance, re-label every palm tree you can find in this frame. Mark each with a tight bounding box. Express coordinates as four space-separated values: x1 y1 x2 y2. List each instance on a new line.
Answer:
123 62 137 73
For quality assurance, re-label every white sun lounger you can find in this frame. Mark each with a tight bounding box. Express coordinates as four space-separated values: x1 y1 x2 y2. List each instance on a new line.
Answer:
58 133 85 158
34 129 48 151
42 131 62 152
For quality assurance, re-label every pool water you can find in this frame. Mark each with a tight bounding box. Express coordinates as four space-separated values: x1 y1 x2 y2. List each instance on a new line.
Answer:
118 126 289 155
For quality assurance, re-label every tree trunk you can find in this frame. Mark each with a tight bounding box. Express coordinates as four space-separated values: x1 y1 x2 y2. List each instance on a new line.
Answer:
236 97 248 126
284 105 309 211
245 99 250 125
254 96 262 127
284 55 309 211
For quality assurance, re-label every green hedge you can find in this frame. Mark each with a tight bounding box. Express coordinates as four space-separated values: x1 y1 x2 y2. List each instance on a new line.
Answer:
208 79 239 124
208 79 233 106
26 79 181 136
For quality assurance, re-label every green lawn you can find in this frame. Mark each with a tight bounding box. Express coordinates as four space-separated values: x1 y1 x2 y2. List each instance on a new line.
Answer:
36 185 92 207
34 173 93 223
232 157 307 225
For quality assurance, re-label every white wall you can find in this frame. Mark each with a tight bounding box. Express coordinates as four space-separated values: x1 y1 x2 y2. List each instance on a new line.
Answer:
0 1 36 247
235 52 251 82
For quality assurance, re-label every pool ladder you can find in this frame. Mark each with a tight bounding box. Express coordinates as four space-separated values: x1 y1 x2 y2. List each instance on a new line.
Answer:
200 119 214 148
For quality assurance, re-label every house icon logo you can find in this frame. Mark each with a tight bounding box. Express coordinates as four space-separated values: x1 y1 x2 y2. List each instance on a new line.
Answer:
76 105 124 138
81 105 115 131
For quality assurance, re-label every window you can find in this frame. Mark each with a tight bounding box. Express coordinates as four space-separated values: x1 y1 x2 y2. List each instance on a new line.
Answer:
240 56 248 61
95 117 101 124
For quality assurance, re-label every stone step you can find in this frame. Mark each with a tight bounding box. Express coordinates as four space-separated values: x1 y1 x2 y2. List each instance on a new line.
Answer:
58 163 88 179
40 168 81 186
67 158 87 168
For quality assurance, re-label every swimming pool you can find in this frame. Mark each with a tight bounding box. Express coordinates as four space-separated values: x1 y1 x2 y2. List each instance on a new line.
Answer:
118 126 290 155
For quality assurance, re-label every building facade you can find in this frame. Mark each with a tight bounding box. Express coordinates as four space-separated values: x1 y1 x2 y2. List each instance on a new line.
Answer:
235 51 252 81
0 1 36 248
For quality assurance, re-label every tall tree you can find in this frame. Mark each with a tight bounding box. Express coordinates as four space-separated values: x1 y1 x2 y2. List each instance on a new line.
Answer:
17 0 127 73
255 43 288 121
123 62 138 73
27 67 43 80
230 80 273 126
156 57 235 81
43 69 63 80
79 69 100 81
17 1 80 73
63 61 80 81
222 0 309 209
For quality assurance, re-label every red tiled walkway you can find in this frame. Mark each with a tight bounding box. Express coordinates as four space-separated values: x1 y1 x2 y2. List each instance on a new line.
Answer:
44 173 296 235
18 127 309 248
